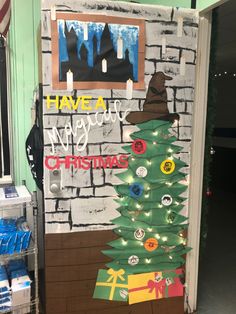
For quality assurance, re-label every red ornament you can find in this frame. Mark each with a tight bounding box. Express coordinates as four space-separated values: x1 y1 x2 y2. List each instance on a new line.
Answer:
206 188 212 197
132 139 147 155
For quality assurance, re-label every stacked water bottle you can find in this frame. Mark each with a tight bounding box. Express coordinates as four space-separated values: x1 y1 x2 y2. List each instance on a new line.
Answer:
0 217 31 255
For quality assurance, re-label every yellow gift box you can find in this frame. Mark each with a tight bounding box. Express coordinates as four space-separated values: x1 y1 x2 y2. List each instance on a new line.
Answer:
128 271 166 305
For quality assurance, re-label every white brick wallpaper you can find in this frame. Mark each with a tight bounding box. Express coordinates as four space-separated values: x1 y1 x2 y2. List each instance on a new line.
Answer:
41 0 199 233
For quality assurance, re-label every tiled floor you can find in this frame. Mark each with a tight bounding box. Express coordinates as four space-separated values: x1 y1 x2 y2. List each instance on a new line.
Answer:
197 189 236 314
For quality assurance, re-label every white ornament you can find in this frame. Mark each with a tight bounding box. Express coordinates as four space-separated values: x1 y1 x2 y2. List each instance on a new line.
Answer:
120 289 128 299
166 277 172 286
155 274 163 282
136 166 148 178
134 228 145 240
161 194 173 206
128 255 139 266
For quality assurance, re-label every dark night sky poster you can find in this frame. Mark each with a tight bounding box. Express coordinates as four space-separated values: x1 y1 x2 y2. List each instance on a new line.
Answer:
58 20 139 83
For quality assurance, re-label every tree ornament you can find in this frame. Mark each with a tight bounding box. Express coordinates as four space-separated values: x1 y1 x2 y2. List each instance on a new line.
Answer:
132 139 147 154
160 159 175 174
129 183 144 198
128 255 139 266
167 212 176 224
161 194 173 206
144 238 159 252
136 166 148 178
134 228 145 240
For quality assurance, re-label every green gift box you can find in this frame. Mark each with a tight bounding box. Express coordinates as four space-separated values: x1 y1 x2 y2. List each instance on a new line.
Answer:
93 268 128 302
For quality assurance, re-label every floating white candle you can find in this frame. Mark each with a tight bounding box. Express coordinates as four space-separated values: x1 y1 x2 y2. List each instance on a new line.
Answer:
162 37 166 55
126 79 133 100
51 5 56 21
117 37 123 59
84 22 88 41
180 56 186 76
66 70 73 91
102 58 107 73
177 17 183 37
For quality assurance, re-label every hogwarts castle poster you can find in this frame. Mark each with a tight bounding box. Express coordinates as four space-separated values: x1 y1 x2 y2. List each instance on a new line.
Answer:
51 13 145 89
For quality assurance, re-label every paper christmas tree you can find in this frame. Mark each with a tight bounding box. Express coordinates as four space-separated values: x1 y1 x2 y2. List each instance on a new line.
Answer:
102 119 190 274
94 71 190 304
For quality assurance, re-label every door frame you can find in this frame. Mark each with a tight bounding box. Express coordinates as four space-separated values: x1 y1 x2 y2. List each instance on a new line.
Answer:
186 11 212 312
186 0 230 312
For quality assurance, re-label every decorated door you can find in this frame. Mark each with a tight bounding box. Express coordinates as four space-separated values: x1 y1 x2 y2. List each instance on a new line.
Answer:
41 1 199 313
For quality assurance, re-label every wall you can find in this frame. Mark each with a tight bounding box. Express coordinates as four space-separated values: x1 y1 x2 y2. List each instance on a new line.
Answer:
42 1 198 233
111 0 192 8
9 0 40 191
197 0 224 10
118 0 223 10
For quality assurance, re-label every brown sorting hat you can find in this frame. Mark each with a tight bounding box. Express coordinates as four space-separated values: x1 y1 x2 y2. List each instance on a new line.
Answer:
126 72 179 124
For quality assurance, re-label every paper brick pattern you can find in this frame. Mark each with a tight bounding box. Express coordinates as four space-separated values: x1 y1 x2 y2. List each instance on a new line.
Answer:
41 0 198 233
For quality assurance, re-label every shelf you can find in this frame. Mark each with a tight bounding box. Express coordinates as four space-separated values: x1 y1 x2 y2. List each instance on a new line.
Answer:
0 247 37 262
0 188 39 314
0 298 39 313
0 186 31 207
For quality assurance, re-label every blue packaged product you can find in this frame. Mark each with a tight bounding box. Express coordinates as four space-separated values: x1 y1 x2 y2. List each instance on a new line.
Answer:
0 305 11 312
0 291 10 299
7 259 26 274
0 233 17 255
10 269 28 280
0 297 11 305
0 265 10 308
0 216 31 254
23 231 32 250
0 218 17 233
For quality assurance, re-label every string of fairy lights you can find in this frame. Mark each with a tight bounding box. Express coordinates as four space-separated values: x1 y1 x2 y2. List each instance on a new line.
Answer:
214 71 236 78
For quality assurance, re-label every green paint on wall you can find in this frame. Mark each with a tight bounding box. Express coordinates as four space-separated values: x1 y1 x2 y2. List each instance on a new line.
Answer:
9 0 40 191
114 0 223 10
111 0 192 8
197 0 222 10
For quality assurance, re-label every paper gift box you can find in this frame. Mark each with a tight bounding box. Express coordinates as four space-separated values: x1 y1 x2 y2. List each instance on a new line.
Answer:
128 271 166 304
166 268 183 298
93 268 128 302
128 269 184 305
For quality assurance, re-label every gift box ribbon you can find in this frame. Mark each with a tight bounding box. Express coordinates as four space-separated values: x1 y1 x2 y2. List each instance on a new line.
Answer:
96 268 128 300
129 273 165 299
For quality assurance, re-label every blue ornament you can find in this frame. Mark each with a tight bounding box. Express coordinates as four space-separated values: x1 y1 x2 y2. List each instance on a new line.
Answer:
129 183 144 198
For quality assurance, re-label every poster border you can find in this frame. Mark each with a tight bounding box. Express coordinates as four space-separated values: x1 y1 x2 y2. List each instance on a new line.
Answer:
51 13 145 90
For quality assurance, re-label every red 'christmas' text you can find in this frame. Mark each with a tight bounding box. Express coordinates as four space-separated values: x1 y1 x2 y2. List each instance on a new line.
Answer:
45 155 129 170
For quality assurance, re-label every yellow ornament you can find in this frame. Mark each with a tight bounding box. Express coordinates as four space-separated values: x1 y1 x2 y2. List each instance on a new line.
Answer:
160 159 175 174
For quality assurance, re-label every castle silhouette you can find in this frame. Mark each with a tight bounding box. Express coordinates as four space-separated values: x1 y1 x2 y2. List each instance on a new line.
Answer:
60 22 135 82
